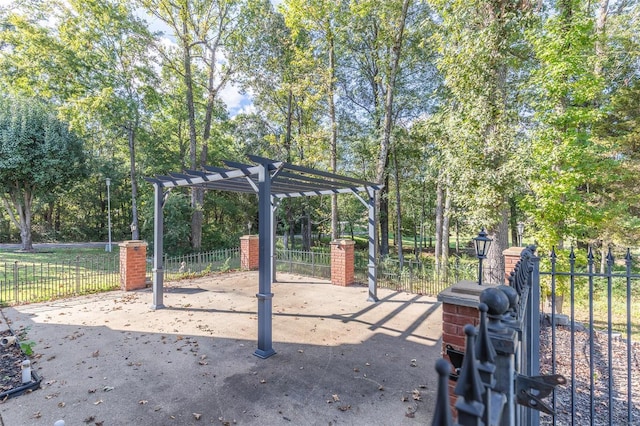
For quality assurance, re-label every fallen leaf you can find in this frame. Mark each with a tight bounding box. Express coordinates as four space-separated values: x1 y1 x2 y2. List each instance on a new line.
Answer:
401 395 409 402
92 350 100 358
193 413 202 420
31 411 41 419
260 379 266 384
138 400 148 405
338 405 351 411
94 399 103 405
88 389 97 394
378 385 384 391
412 389 421 401
83 415 95 423
332 394 340 402
58 402 65 408
103 386 114 392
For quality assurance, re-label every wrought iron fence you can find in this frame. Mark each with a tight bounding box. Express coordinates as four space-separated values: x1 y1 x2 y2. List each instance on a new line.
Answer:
432 245 562 425
356 254 481 297
275 249 331 279
158 247 241 282
538 248 640 426
432 246 640 425
0 255 120 305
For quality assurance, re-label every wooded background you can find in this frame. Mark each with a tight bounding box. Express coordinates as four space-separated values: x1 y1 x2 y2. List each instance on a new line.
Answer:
1 0 638 278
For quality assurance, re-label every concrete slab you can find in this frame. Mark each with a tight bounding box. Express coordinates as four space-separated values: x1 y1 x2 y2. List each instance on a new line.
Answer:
0 272 443 425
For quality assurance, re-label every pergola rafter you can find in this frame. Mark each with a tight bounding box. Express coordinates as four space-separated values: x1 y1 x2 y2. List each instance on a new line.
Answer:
145 155 381 359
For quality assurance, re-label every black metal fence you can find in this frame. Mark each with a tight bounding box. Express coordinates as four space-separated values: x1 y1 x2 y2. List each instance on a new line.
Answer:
432 246 639 425
275 249 331 279
158 247 240 282
359 255 480 296
0 255 120 305
538 248 639 426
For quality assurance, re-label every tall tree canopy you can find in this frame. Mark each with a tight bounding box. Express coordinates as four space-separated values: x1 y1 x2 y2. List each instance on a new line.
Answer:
0 96 85 251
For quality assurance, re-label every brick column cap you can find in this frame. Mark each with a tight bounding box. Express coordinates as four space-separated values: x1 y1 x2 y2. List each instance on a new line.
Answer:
330 239 355 246
240 235 259 241
502 246 525 257
437 280 500 308
119 240 147 248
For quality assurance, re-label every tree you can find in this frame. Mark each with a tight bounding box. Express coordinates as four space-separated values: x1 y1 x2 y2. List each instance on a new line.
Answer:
428 0 533 283
0 96 85 251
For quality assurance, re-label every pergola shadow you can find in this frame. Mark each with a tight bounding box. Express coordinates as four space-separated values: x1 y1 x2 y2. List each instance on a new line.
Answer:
145 156 382 358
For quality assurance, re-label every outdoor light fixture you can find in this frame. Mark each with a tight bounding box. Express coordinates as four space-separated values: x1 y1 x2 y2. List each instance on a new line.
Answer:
474 228 492 286
517 222 525 247
106 178 112 253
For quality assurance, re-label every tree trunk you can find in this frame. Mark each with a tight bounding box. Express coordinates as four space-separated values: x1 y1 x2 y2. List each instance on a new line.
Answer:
374 0 411 258
594 0 609 77
392 147 403 267
441 184 451 279
379 176 390 256
434 178 443 270
2 191 34 251
328 29 339 241
180 9 202 250
128 126 140 240
486 210 509 285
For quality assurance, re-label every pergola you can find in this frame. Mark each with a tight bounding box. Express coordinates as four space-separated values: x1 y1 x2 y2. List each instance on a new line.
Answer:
145 155 381 358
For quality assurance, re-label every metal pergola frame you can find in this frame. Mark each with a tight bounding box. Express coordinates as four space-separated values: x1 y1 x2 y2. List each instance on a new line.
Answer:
144 155 381 359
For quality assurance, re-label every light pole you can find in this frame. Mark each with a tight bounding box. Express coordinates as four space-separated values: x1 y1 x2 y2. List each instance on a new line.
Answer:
473 228 492 286
517 222 525 247
106 178 112 253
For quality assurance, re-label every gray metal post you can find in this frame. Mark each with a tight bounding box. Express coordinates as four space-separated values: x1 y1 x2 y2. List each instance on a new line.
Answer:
151 183 165 310
367 192 378 302
525 254 541 425
271 197 278 283
255 163 275 359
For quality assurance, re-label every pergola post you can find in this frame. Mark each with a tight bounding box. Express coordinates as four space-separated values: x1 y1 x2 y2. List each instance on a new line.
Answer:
271 197 279 283
255 163 276 359
151 183 165 310
368 191 379 302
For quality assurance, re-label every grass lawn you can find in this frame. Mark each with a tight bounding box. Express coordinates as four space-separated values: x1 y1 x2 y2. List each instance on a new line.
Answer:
0 248 120 305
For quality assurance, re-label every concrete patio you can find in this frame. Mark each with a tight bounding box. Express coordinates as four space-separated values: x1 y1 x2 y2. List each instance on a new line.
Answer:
0 271 443 425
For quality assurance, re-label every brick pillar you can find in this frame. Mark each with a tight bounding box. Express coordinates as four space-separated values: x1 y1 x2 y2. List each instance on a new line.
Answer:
437 281 484 419
119 240 148 291
240 235 259 270
503 246 524 284
330 239 355 286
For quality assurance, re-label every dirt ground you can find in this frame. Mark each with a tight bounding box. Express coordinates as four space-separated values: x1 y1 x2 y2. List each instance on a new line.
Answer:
0 272 443 426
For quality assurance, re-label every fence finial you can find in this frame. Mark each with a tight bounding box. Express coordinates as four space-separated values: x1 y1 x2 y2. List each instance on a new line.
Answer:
454 325 485 424
432 359 454 426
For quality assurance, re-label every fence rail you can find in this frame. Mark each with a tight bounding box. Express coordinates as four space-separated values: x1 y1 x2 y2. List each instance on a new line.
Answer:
159 247 240 282
356 254 481 297
0 256 120 305
275 249 331 279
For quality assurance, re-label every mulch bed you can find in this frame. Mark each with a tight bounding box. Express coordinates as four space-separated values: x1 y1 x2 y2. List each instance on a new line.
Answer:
540 322 640 425
0 329 41 400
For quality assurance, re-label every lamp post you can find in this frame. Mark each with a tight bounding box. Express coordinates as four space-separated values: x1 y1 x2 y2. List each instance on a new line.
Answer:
473 228 492 286
517 222 525 247
106 178 112 253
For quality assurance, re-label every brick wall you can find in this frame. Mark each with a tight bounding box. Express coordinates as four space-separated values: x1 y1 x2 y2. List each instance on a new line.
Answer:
119 240 148 291
503 246 524 284
330 239 355 286
240 235 259 270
